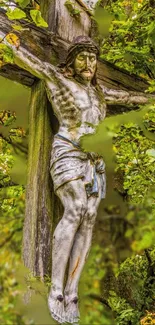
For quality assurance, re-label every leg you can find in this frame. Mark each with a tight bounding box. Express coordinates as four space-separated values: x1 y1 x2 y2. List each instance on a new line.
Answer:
48 179 87 323
64 175 102 324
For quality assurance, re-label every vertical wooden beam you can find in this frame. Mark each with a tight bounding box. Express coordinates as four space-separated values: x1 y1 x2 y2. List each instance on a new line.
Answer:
23 1 55 277
49 0 91 41
23 81 53 277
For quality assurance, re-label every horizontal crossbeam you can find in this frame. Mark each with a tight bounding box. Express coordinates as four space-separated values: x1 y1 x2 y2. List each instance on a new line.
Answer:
0 8 149 92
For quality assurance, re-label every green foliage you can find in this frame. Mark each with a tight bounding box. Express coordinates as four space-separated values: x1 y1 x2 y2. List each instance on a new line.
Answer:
114 249 155 324
143 108 155 132
0 110 16 126
11 23 25 31
108 291 140 325
30 9 48 27
6 7 26 20
65 0 81 18
0 252 26 325
9 127 26 142
0 1 48 67
0 184 25 324
113 120 155 202
15 0 30 9
106 108 155 322
81 105 155 324
0 43 14 66
0 108 26 324
0 137 14 187
125 190 155 252
1 0 48 29
95 0 155 80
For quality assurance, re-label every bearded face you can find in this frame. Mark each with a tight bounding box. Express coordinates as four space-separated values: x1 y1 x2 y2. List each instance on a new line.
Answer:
74 51 97 83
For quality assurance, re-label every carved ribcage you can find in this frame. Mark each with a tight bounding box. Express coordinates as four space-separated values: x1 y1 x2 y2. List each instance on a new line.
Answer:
46 79 106 127
46 83 80 126
53 87 80 126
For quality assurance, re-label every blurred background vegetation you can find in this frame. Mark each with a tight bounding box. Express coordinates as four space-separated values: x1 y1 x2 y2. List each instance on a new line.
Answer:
1 0 155 324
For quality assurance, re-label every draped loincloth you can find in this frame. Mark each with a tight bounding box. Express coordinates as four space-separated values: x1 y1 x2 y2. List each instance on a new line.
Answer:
50 134 106 199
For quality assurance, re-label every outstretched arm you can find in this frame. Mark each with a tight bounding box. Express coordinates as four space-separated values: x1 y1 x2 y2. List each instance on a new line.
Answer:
13 46 52 80
101 85 150 106
0 31 59 82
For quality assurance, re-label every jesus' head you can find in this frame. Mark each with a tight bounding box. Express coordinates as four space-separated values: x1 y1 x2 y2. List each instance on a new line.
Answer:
62 36 99 85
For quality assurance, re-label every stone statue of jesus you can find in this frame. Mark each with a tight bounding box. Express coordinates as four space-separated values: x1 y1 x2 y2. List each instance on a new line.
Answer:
2 34 148 324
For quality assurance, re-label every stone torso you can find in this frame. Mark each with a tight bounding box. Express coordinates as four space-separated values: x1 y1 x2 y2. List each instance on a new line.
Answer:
45 68 106 142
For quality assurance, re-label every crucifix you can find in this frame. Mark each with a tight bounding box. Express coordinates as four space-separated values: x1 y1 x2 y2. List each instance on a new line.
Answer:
0 1 150 324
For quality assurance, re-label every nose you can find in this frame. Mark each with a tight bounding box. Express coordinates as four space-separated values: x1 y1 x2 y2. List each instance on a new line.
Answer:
85 57 91 68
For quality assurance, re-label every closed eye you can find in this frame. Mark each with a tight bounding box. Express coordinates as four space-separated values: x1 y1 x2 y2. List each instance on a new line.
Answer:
78 56 85 60
90 57 96 61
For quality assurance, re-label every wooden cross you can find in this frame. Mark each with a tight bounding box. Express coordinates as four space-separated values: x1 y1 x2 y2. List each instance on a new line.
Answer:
0 0 149 279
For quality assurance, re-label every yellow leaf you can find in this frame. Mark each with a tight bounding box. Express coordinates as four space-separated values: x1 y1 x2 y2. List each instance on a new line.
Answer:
6 33 20 49
93 280 99 288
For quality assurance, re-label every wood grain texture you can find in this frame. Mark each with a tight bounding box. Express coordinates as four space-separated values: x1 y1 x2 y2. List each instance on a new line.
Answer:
97 59 149 92
23 80 53 277
22 2 55 277
51 0 91 42
0 9 149 92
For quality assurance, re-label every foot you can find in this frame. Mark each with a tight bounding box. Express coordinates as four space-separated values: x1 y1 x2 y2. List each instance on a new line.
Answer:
64 292 80 324
48 288 65 324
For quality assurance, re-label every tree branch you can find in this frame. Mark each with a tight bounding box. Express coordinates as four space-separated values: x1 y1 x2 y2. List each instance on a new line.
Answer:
89 293 111 309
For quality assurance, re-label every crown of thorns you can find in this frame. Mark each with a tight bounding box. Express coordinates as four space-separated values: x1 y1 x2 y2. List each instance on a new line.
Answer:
66 36 99 66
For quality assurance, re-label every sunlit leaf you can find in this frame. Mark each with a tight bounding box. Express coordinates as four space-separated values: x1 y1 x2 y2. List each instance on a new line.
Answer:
30 9 48 27
11 24 25 31
0 110 16 126
6 8 26 20
146 148 155 157
15 0 30 9
0 44 14 64
6 33 20 49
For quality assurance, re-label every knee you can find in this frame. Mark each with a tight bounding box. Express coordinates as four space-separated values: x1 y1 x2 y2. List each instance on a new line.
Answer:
65 199 87 225
74 199 87 216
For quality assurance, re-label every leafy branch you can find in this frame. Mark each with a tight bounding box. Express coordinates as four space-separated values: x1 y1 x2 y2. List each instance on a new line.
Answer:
0 133 28 155
0 0 48 28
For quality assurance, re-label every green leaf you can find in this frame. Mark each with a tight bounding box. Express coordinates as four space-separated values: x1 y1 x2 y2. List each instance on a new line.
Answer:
11 24 25 31
15 0 30 9
30 10 48 27
0 2 8 7
132 232 154 251
146 149 155 157
0 111 16 126
0 44 14 65
6 8 26 20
